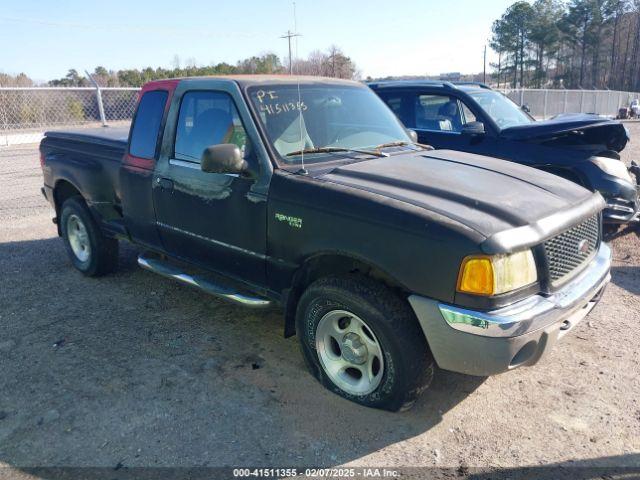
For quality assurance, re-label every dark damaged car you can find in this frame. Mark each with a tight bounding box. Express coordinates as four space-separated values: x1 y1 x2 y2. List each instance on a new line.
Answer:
370 81 640 230
40 76 610 411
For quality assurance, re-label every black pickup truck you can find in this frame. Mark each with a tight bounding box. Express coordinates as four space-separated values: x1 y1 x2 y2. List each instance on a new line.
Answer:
40 76 611 411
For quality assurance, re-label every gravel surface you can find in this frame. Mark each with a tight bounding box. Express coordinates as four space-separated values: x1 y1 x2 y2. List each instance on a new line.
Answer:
0 126 639 476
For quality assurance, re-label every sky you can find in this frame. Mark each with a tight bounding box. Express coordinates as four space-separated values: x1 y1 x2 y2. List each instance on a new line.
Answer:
1 0 515 83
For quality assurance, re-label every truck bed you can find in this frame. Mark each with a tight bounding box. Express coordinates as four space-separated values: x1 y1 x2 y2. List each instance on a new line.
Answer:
44 126 129 154
40 126 131 236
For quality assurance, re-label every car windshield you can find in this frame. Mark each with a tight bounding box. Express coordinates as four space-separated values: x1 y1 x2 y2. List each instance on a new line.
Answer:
247 84 411 165
466 90 534 129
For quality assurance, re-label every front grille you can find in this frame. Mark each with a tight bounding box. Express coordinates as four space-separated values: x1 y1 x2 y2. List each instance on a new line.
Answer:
543 214 600 286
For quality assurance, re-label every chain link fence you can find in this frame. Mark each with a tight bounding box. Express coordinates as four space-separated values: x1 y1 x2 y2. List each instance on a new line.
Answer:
2 86 639 146
497 88 640 120
0 87 140 146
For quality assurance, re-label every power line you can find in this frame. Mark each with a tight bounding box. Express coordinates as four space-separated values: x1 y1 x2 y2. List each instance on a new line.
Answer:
0 16 262 39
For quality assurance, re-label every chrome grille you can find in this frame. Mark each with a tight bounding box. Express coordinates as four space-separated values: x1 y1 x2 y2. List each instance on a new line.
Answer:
543 214 600 286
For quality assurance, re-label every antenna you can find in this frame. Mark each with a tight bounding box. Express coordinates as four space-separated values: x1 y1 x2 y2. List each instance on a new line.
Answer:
292 2 307 174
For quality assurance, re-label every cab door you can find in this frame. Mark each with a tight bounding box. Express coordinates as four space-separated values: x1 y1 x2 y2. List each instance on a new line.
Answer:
411 93 467 150
152 87 267 286
379 90 482 152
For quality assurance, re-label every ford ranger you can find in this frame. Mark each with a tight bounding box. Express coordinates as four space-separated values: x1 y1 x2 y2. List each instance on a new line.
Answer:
40 76 611 411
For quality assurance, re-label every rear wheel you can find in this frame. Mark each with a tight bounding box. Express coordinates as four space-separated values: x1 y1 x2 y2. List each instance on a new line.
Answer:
296 275 434 411
60 197 119 276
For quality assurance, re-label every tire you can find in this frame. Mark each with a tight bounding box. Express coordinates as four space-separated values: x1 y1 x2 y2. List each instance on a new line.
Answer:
296 275 434 411
603 223 620 241
60 196 119 277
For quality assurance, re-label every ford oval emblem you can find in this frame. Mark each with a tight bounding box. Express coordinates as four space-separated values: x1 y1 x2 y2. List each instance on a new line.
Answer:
578 239 590 254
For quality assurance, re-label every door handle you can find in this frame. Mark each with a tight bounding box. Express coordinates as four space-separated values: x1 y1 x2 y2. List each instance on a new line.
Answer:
156 177 174 191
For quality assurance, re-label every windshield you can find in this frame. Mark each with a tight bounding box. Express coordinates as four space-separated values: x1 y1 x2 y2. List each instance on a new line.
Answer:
247 84 411 165
467 90 534 129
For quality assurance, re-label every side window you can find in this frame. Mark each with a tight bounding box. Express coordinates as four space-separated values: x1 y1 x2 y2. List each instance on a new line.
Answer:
460 102 477 124
377 92 413 128
174 91 248 162
415 94 463 132
384 96 403 116
129 90 168 159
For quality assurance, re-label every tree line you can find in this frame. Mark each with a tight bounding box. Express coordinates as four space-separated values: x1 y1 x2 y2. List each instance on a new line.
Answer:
491 0 640 91
0 47 358 88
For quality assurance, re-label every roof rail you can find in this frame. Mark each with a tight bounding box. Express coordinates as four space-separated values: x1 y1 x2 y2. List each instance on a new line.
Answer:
367 79 494 90
453 82 491 90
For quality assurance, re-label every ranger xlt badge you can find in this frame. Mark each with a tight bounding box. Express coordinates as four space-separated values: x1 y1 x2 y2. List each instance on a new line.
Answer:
275 213 302 229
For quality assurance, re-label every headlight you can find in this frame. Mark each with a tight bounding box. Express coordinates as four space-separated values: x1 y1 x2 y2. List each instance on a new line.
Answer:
457 250 537 296
591 156 633 183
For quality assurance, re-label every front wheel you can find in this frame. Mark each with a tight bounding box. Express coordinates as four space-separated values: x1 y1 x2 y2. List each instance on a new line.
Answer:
296 275 434 411
603 223 621 241
60 196 119 277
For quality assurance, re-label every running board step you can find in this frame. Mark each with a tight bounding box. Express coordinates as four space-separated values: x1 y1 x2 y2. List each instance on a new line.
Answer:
137 254 272 309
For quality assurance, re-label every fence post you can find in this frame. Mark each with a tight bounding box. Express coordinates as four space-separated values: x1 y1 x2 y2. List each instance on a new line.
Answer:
86 71 107 127
580 90 585 113
543 89 548 119
519 88 524 106
0 90 8 146
563 90 568 114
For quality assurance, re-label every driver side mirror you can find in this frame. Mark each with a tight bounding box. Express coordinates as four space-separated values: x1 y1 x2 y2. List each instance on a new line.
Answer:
521 104 531 113
201 144 248 175
461 121 485 136
407 129 418 143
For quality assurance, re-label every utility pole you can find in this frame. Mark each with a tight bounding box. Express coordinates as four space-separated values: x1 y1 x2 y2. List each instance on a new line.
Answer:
497 50 501 89
483 45 487 84
280 30 300 74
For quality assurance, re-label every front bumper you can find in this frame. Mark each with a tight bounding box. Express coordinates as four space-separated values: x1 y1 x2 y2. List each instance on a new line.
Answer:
604 162 640 224
604 194 639 223
408 243 611 376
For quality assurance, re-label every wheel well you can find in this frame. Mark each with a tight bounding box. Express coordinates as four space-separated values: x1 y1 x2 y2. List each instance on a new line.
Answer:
283 254 406 337
53 180 82 213
53 180 83 235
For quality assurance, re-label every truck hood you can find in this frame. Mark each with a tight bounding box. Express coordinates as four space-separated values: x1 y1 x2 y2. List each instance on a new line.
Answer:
499 114 629 152
321 150 603 252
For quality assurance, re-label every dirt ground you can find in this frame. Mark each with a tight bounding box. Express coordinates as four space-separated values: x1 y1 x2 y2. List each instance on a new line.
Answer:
0 124 639 477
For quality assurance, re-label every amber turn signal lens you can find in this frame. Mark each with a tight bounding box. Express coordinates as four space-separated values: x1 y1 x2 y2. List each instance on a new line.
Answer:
457 256 494 296
457 250 537 296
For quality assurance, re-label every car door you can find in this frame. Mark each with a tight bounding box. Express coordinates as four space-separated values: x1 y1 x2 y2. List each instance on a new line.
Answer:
379 90 489 151
152 87 267 286
411 93 471 149
377 90 463 149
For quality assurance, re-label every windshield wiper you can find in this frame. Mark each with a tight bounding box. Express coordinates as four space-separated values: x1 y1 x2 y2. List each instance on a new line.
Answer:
372 141 411 149
371 141 433 151
285 146 386 158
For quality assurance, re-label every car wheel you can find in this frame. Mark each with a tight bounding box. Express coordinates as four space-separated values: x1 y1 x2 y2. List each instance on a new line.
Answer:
296 275 434 411
60 196 119 276
603 223 620 241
